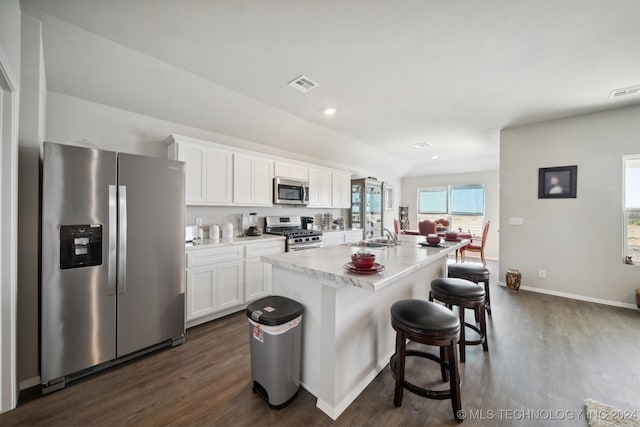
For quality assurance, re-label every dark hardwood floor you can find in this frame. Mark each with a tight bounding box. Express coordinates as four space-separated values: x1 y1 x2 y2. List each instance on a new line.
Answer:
3 260 639 426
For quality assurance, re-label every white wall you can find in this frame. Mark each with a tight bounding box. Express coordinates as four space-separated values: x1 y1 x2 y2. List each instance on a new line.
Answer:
500 105 640 307
17 13 46 390
0 0 22 413
401 171 500 261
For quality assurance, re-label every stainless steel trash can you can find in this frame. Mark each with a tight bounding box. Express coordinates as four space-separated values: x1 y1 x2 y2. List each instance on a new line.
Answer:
247 296 304 408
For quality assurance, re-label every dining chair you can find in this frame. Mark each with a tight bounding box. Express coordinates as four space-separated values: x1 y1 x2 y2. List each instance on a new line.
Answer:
418 220 437 235
460 221 490 266
435 218 449 228
393 218 401 234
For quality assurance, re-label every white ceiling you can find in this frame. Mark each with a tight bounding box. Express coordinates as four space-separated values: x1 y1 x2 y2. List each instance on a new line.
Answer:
21 0 640 176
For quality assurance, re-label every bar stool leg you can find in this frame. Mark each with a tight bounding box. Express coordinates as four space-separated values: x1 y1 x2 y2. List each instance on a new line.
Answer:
483 279 492 316
448 340 462 421
439 346 448 381
458 308 466 363
393 330 406 407
480 306 489 352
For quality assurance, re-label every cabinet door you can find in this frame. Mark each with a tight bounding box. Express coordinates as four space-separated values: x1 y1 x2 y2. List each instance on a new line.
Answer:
233 154 254 204
274 161 308 180
332 171 352 208
245 257 272 302
233 154 273 206
186 265 217 321
206 148 233 204
179 143 207 203
322 232 345 247
218 260 244 309
308 168 332 207
253 157 273 205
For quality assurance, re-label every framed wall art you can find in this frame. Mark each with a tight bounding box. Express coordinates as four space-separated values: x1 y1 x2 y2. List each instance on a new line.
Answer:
538 165 577 199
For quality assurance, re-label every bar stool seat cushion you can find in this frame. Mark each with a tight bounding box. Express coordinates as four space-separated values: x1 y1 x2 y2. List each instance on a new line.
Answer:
391 299 459 335
448 263 490 281
431 278 485 300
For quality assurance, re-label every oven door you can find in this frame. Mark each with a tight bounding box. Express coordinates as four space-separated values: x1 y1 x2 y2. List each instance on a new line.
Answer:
274 177 309 205
288 242 323 252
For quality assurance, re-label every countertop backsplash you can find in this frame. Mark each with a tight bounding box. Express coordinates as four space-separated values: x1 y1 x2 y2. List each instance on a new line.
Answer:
186 205 349 238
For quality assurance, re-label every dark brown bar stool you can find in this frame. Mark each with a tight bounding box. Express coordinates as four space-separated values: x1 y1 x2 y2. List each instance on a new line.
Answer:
429 278 488 363
447 263 492 316
389 299 463 422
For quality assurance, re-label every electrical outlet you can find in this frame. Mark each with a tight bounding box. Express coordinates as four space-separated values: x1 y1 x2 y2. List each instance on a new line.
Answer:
538 270 546 279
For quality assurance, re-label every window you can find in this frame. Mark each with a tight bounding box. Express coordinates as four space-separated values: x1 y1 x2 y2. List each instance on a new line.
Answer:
418 184 485 235
624 155 640 265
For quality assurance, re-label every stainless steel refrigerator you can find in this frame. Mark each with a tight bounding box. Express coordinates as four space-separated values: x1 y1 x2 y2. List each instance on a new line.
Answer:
41 142 186 393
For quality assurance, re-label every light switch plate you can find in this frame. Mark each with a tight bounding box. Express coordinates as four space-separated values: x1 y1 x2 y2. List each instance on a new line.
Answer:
509 217 523 225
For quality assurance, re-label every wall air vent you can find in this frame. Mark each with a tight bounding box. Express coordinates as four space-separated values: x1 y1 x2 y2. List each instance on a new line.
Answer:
610 84 640 99
288 75 319 93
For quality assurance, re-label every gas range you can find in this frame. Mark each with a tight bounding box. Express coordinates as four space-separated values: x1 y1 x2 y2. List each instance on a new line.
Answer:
265 216 323 251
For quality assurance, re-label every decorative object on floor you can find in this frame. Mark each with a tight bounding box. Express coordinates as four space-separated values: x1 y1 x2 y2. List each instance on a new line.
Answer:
625 256 634 265
399 205 409 230
538 165 577 199
584 399 640 427
505 268 522 292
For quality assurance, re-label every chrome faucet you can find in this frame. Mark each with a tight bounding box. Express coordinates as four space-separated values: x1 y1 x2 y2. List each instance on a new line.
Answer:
383 228 399 246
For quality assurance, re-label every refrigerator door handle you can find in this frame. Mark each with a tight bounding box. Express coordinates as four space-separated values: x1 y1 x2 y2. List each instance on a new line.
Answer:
107 185 117 295
117 185 127 294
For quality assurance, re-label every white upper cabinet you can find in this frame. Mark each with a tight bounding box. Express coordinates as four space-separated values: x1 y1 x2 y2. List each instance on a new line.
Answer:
274 161 309 181
233 153 273 206
168 136 232 205
167 134 350 208
332 171 352 208
308 167 333 207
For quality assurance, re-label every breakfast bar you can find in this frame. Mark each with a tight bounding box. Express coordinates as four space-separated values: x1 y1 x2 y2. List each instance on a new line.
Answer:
261 235 469 420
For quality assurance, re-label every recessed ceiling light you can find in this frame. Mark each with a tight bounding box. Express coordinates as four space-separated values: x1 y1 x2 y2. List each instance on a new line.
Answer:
413 143 430 149
432 155 439 160
323 107 337 116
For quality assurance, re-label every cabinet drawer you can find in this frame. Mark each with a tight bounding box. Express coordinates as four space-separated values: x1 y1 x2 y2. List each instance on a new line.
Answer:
245 240 285 258
186 246 244 268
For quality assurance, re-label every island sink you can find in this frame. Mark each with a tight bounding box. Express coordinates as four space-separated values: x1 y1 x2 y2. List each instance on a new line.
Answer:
344 237 403 248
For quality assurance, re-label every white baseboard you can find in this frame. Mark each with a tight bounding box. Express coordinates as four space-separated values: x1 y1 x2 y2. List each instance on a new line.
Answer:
19 376 40 390
496 282 638 310
312 349 395 421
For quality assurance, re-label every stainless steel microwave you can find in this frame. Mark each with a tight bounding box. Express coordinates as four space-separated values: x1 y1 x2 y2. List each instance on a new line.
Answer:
273 177 309 205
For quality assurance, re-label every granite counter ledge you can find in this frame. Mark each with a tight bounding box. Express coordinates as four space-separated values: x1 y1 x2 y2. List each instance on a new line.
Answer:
261 235 468 291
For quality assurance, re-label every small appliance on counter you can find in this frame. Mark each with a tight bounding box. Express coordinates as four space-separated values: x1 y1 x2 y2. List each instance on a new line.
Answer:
246 212 262 236
301 216 314 230
185 225 199 242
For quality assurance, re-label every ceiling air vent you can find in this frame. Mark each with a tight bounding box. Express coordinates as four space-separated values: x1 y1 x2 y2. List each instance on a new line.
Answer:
610 84 640 99
288 75 319 93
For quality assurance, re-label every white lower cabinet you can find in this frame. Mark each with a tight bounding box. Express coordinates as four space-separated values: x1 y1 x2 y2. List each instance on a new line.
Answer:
244 257 272 302
185 239 284 327
322 232 345 247
218 260 244 309
186 260 244 321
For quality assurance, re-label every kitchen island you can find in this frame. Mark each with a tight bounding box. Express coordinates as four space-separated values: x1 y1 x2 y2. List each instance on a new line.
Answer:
261 235 468 420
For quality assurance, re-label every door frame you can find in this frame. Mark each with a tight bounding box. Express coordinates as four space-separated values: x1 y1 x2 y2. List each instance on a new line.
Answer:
0 44 19 412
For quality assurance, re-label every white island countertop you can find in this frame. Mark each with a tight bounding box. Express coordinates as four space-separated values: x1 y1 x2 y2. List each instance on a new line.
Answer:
262 234 469 291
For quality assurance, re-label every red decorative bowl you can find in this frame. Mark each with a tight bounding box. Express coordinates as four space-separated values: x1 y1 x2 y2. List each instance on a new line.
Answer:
426 235 441 245
444 231 459 241
351 252 376 269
